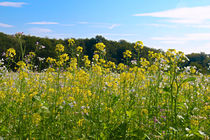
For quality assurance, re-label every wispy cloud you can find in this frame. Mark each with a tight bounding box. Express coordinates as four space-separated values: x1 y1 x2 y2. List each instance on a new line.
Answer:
108 24 120 29
146 23 175 28
78 21 89 24
61 24 75 27
152 33 210 44
77 22 121 29
96 33 135 37
133 5 210 25
191 24 210 29
28 21 59 25
29 28 52 34
0 22 13 28
0 2 26 7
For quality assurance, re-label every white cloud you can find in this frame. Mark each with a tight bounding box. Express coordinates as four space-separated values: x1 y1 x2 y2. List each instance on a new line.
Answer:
78 22 88 24
96 33 135 37
0 2 26 7
147 23 175 28
133 5 210 25
29 28 52 34
61 24 75 26
28 21 59 25
77 22 121 29
0 22 13 28
108 24 120 29
152 33 210 42
151 33 210 54
191 24 210 29
160 40 185 44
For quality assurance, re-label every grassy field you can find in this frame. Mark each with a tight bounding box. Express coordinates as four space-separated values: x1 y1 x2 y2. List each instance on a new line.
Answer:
0 40 209 139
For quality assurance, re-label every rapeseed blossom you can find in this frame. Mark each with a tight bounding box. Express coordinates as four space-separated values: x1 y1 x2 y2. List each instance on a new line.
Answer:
6 48 16 58
46 57 56 64
68 38 75 46
55 44 64 52
95 42 106 52
123 50 132 58
76 46 83 53
134 41 144 50
59 53 69 62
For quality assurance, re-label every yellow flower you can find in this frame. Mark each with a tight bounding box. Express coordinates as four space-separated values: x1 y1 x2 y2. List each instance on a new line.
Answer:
84 56 91 67
17 61 26 69
6 48 16 58
92 65 102 76
67 58 77 71
191 119 199 126
134 41 144 50
107 61 116 69
148 51 154 57
85 60 91 67
77 119 84 127
0 91 6 99
93 54 99 61
76 46 83 53
46 67 55 72
99 59 106 64
141 109 148 115
59 53 69 62
55 60 64 66
55 44 64 52
117 63 126 71
29 52 36 57
190 67 196 74
68 39 75 46
95 42 106 51
32 113 41 125
87 90 92 96
46 57 56 64
123 50 132 58
140 58 150 67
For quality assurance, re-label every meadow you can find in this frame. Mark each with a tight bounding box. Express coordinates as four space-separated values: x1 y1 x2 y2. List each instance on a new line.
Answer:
0 36 209 139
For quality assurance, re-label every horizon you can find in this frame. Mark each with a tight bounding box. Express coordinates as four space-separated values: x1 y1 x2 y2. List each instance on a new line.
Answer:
1 0 210 54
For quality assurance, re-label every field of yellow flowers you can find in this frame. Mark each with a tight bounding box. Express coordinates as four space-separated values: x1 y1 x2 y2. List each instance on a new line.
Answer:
0 37 209 139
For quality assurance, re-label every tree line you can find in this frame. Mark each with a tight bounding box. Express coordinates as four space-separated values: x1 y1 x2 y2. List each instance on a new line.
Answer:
0 32 209 74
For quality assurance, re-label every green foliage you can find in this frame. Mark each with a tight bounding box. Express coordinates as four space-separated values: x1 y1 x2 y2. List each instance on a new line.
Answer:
0 32 209 73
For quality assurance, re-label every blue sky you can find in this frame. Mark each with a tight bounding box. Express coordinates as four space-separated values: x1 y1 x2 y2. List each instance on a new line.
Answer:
0 0 210 54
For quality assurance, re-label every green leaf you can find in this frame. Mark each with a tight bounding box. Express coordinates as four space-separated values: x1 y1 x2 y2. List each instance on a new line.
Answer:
163 86 170 92
126 110 132 118
181 77 196 85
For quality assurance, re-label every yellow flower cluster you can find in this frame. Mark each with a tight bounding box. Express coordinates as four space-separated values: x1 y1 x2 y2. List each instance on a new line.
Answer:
59 53 69 62
117 63 126 71
134 41 144 50
76 46 83 53
55 44 65 52
95 42 106 52
17 61 26 69
123 50 132 58
67 58 77 71
68 39 75 46
83 55 90 67
6 48 16 58
29 52 36 57
46 57 56 64
107 61 116 69
93 54 99 61
140 58 150 67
